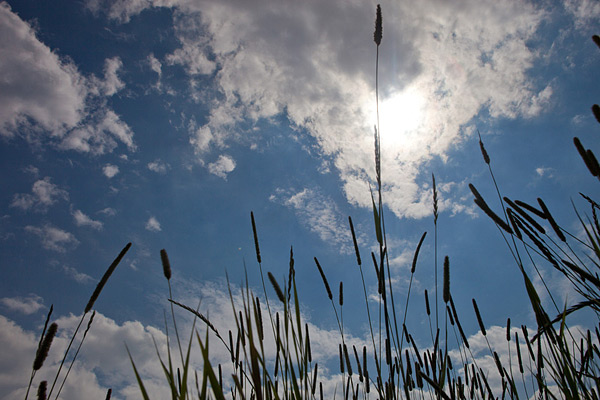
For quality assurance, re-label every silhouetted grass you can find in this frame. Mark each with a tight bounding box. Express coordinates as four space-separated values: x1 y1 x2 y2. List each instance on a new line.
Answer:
26 6 600 400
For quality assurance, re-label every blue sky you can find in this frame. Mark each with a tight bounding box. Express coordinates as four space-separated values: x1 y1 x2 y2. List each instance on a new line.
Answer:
1 0 599 398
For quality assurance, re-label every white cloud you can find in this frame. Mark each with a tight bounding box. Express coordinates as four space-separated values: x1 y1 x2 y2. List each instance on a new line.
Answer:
10 177 68 212
0 3 135 154
98 207 116 216
0 278 378 399
535 167 554 178
86 0 153 23
102 56 125 96
166 39 215 76
145 216 161 232
270 187 352 252
72 209 103 230
60 109 135 154
23 165 39 176
0 3 84 136
0 312 171 400
25 224 79 253
146 53 163 90
445 323 595 397
90 0 552 219
207 154 236 179
102 164 119 178
147 53 162 77
147 159 169 174
564 0 600 30
0 294 44 315
62 265 94 284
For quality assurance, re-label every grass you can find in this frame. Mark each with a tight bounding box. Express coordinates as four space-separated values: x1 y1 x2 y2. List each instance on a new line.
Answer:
25 7 600 400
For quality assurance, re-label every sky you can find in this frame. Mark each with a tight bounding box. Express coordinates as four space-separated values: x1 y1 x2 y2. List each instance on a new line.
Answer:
1 0 600 398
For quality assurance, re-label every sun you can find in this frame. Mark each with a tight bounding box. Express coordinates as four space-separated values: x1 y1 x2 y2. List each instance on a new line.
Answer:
373 86 427 150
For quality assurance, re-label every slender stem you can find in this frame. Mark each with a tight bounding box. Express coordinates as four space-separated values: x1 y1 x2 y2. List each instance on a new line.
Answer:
48 313 86 399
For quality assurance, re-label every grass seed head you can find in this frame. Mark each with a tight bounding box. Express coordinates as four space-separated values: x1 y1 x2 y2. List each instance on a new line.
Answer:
593 35 600 50
478 130 490 165
33 323 58 371
251 211 261 264
473 299 486 336
443 255 450 303
85 242 131 313
432 174 438 223
314 257 333 300
348 216 361 266
268 272 285 303
593 104 600 124
37 380 47 400
374 4 382 46
160 249 171 280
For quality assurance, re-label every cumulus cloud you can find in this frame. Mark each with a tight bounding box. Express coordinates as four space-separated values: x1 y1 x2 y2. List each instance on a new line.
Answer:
0 3 134 154
147 159 169 174
72 209 103 230
0 312 171 400
102 164 119 178
60 109 135 154
100 56 125 96
0 294 44 315
89 0 553 219
0 276 361 400
0 3 84 136
145 216 161 232
10 177 68 212
25 224 79 252
444 323 594 396
207 154 236 179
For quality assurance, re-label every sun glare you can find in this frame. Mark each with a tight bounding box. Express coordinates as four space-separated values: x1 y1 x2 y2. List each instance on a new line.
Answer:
373 87 426 150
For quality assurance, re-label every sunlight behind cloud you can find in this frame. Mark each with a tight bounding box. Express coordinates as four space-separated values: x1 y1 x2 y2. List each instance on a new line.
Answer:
374 86 427 151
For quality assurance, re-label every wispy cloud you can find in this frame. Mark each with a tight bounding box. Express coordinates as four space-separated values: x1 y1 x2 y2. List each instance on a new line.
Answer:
145 216 161 232
25 224 79 252
23 165 39 177
270 187 352 252
102 164 119 178
10 177 68 212
207 154 236 179
62 265 94 284
0 294 44 315
72 209 103 230
98 207 116 216
564 0 600 29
